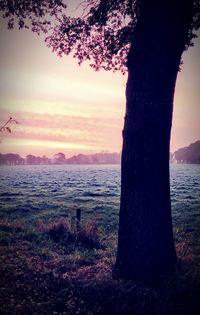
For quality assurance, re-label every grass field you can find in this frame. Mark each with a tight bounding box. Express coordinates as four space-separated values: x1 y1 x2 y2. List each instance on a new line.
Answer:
0 204 200 315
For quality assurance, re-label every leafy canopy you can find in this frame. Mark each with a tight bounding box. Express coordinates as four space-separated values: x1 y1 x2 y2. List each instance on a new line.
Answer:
0 0 200 73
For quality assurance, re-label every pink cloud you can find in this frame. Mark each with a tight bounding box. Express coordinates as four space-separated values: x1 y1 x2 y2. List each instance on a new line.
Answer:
0 108 123 153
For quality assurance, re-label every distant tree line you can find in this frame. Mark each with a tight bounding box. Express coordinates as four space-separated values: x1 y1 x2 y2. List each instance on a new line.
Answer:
0 152 121 165
1 141 199 165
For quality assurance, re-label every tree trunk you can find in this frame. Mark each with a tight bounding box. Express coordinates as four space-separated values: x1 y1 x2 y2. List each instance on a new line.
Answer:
114 1 193 283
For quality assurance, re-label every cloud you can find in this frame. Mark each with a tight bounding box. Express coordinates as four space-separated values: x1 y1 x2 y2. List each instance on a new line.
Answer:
0 107 123 153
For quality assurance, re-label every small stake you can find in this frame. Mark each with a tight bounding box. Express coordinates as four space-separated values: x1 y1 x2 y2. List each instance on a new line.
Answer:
76 208 81 230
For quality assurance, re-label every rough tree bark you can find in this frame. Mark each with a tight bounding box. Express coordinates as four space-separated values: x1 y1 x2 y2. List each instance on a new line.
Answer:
114 1 193 282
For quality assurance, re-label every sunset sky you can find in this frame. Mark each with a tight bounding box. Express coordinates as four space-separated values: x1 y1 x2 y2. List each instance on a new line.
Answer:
0 12 200 158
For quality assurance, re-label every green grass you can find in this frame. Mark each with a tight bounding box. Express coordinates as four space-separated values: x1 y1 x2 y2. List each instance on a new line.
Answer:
0 209 200 314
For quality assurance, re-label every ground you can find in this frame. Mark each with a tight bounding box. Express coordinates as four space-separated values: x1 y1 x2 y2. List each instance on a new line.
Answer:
0 208 200 315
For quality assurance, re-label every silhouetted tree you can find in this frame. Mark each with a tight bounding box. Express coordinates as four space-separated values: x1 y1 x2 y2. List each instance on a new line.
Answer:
1 0 200 282
26 154 41 165
174 140 200 163
53 152 66 164
0 153 24 165
41 155 51 164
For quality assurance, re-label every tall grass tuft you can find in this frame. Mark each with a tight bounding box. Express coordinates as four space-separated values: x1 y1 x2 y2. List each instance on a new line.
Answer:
38 218 103 250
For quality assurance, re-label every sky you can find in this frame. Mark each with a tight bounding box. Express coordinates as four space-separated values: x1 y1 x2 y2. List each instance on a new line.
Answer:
0 9 200 158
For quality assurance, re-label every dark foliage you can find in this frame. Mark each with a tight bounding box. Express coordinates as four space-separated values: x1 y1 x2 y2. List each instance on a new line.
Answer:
1 1 200 73
173 140 200 164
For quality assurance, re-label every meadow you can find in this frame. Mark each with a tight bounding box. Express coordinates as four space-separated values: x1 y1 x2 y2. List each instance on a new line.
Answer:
0 164 200 314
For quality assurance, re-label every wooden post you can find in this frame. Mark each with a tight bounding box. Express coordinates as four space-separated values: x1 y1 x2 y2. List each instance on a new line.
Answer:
76 208 81 230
